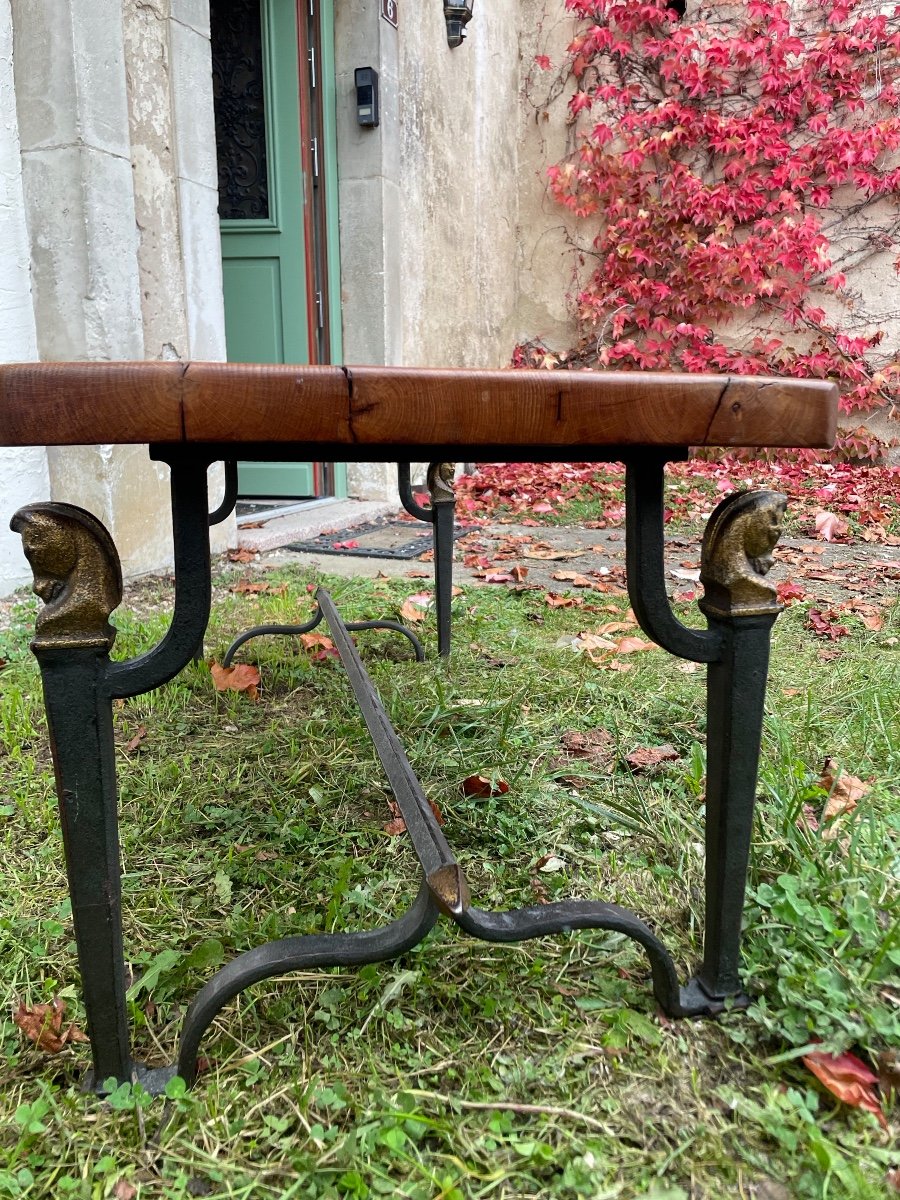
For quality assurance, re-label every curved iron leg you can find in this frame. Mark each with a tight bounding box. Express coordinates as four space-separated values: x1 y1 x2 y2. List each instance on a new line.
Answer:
194 461 240 662
453 901 687 1016
397 463 456 658
176 879 439 1085
222 609 425 666
208 461 239 528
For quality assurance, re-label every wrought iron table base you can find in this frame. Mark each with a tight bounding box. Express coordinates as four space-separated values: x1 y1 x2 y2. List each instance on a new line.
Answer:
218 461 457 668
11 448 785 1093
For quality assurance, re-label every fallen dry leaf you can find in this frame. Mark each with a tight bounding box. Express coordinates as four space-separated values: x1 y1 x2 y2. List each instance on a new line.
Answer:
230 578 271 594
382 796 444 836
819 764 871 835
803 1047 888 1130
113 1182 138 1200
476 572 516 584
806 609 849 640
814 511 849 542
13 998 89 1054
461 773 510 799
125 725 148 754
613 636 657 654
210 662 261 700
510 564 529 582
523 545 584 561
545 593 582 608
626 744 680 771
299 632 334 651
573 633 618 653
551 571 594 587
776 580 807 605
406 569 430 578
594 620 637 636
556 728 616 773
400 592 433 622
227 548 256 563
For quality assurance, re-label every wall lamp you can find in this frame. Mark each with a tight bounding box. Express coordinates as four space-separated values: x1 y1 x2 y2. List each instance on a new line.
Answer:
444 1 475 49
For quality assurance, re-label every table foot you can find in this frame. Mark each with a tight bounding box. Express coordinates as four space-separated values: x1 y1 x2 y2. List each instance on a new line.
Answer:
175 879 439 1086
222 604 425 666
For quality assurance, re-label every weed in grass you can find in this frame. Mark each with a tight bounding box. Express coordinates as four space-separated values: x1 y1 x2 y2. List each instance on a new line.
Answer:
0 569 896 1197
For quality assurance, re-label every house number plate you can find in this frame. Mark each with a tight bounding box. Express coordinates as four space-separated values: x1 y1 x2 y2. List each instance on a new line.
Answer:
381 0 398 28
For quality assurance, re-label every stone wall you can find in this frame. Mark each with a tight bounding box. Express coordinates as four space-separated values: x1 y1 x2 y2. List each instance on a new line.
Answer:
0 0 46 593
0 0 231 597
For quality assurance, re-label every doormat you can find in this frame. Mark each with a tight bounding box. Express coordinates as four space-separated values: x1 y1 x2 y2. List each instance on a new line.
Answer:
286 516 467 560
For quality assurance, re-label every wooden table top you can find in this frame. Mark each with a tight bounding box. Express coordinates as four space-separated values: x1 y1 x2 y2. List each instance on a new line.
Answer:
0 362 838 451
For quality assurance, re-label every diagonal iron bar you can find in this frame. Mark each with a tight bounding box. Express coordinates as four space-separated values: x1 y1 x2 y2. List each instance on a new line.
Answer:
316 587 457 880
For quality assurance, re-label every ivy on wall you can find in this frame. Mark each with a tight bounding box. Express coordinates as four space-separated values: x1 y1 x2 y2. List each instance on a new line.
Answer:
525 0 900 458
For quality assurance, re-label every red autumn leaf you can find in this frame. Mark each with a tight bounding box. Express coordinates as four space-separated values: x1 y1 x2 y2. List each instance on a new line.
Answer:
803 1048 888 1130
510 564 529 582
461 773 510 799
806 609 849 640
13 997 89 1054
331 540 359 550
532 501 554 513
777 580 807 605
476 572 516 584
210 662 261 700
625 744 680 771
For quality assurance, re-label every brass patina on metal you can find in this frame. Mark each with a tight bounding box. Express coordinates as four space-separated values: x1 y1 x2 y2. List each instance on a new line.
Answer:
9 502 123 651
699 489 787 618
427 461 456 503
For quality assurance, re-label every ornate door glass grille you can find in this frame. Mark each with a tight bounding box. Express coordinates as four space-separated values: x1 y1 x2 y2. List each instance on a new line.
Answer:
211 0 270 220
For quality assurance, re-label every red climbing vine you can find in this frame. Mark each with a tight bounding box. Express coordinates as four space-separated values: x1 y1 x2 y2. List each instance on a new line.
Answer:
529 0 900 458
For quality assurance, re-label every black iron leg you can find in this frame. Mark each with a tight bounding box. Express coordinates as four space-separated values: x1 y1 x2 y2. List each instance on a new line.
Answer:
10 504 131 1088
687 488 786 1009
398 463 457 657
12 461 215 1091
693 612 778 1003
428 464 456 658
626 462 787 1013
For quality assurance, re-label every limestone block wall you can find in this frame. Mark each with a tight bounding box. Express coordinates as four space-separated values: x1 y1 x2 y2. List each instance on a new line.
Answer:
0 0 46 594
0 0 230 598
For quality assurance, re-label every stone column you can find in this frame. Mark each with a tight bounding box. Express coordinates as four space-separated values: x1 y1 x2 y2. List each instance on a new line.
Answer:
0 0 47 595
9 0 232 573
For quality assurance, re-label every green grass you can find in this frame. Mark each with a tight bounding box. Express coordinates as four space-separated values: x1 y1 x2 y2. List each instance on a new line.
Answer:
0 569 897 1199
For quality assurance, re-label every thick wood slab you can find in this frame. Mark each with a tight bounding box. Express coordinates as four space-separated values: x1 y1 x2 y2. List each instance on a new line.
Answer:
0 362 838 450
181 362 350 443
346 368 837 449
0 362 185 446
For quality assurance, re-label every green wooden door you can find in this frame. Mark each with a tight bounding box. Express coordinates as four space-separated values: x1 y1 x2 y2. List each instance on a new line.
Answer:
212 0 321 499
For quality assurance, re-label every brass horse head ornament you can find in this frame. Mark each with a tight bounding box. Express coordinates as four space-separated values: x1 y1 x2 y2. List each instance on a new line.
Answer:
10 503 123 651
